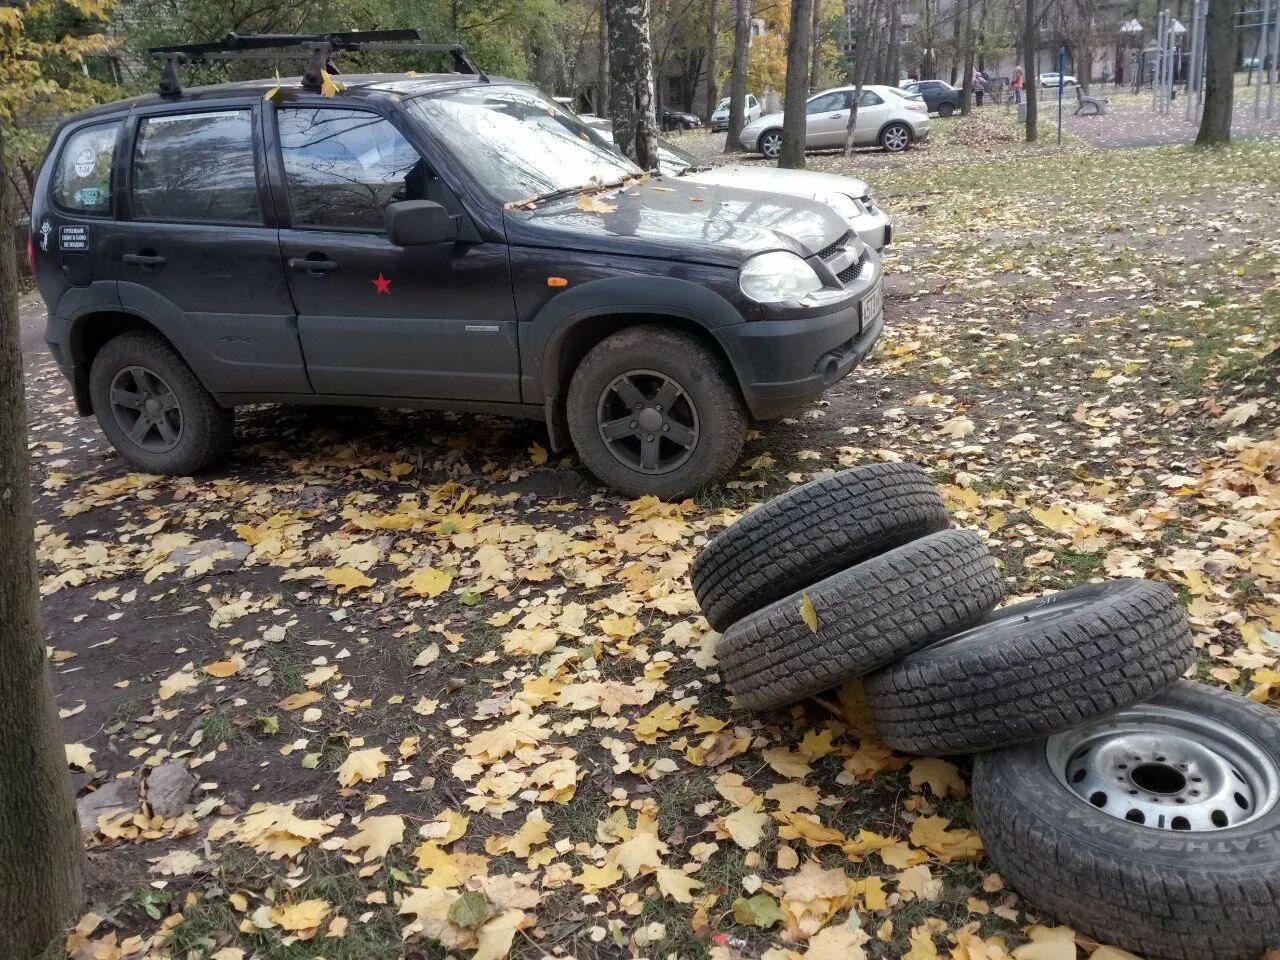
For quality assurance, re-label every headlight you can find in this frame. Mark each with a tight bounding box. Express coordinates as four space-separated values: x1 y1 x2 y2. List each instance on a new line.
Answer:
814 191 863 220
738 251 824 304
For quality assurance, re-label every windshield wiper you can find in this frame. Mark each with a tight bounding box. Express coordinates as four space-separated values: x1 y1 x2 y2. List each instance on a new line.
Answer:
526 175 634 205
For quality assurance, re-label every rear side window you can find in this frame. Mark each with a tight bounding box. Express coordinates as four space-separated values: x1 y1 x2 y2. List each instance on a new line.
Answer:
132 110 261 224
858 91 885 107
51 122 120 216
277 108 424 231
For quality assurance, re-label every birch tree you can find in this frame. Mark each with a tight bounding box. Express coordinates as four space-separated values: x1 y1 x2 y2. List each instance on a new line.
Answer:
606 0 659 166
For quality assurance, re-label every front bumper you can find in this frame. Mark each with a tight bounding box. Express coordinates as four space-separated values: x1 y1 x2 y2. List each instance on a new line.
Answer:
850 207 892 252
717 261 884 420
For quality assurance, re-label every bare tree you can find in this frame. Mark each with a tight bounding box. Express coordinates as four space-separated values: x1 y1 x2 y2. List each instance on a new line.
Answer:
598 0 611 116
1196 0 1234 144
724 0 752 151
0 126 85 960
1023 0 1038 141
779 0 816 167
844 0 885 153
606 0 660 167
705 0 721 118
960 0 975 113
809 0 824 90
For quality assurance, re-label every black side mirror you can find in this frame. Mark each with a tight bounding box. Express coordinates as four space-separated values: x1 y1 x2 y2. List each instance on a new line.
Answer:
384 200 457 246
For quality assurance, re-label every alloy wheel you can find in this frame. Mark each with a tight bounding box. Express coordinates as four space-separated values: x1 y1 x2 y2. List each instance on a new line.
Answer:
1047 702 1280 832
882 125 910 152
109 365 184 453
596 369 699 474
760 131 783 158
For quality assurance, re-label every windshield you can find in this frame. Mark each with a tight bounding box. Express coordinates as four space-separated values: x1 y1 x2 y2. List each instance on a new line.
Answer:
583 118 701 177
406 85 641 204
714 98 730 112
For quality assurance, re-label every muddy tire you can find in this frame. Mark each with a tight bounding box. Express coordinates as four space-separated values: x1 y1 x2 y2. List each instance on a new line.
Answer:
89 332 233 475
690 462 950 631
566 325 746 500
973 681 1280 960
866 580 1194 755
717 529 1004 710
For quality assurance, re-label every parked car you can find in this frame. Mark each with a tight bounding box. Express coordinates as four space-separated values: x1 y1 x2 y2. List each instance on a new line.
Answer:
660 106 701 131
583 118 892 252
29 35 885 500
740 85 930 157
710 94 762 131
900 79 962 117
1039 72 1079 88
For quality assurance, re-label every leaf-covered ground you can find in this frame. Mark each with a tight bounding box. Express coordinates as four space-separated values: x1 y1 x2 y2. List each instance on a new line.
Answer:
28 110 1280 960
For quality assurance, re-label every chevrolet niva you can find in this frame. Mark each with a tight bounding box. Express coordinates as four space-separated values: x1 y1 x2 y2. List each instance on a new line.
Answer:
30 32 884 499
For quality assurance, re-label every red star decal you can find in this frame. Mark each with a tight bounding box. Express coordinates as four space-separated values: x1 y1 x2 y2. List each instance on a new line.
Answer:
372 272 392 295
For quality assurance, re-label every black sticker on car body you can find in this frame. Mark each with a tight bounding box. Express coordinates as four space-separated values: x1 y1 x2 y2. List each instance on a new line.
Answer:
59 225 89 251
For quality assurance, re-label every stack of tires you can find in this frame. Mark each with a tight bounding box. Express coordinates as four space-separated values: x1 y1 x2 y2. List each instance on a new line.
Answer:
692 463 1280 960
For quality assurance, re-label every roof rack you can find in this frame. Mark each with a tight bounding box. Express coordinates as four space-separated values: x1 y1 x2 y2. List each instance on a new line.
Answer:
148 29 488 98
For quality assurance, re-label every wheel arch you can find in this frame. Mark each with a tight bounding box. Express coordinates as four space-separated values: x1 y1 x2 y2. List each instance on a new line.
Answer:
64 309 181 415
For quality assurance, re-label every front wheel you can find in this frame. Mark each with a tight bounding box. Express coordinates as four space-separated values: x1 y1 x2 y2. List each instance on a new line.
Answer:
880 122 912 152
89 331 234 475
757 129 783 159
565 326 746 500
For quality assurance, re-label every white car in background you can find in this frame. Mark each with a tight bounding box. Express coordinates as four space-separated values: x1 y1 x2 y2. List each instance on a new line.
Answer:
1039 72 1079 88
739 84 930 157
582 117 893 252
710 94 762 131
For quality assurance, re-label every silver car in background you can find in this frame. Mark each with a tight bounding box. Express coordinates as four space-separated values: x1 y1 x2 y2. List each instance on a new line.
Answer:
583 118 893 252
710 94 762 131
740 84 931 157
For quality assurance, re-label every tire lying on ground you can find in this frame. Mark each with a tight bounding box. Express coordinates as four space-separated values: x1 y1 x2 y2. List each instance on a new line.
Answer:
973 681 1280 960
717 529 1004 710
691 462 951 631
865 579 1194 755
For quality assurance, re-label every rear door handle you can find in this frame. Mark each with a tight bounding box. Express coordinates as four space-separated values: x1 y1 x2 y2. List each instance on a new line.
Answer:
122 253 166 267
288 257 339 273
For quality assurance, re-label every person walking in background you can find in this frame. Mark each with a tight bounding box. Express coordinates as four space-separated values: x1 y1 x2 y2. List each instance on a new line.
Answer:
973 68 988 106
1012 65 1024 104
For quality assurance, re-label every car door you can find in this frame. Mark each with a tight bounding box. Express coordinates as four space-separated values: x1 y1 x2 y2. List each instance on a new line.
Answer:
852 90 891 145
271 105 520 403
113 104 309 395
746 95 760 120
804 90 854 148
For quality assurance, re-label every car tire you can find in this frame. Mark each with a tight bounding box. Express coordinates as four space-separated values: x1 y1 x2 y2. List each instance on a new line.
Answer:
938 102 955 117
879 122 912 152
717 530 1004 710
865 580 1195 755
973 681 1280 960
566 325 746 500
88 331 234 475
690 462 951 631
757 129 783 159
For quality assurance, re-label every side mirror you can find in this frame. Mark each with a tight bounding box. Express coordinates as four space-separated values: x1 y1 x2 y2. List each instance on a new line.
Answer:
384 200 457 246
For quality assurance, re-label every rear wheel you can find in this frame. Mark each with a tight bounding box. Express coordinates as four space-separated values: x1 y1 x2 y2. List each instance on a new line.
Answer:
566 326 746 500
938 101 955 117
89 332 233 475
880 122 912 152
758 129 783 159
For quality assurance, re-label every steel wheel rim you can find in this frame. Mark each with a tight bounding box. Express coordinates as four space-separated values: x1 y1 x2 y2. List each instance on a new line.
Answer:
883 126 909 151
109 365 183 454
1046 702 1280 832
596 368 699 475
761 133 782 158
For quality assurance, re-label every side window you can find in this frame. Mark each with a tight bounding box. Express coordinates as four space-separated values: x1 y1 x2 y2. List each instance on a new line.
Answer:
132 110 260 224
858 90 884 107
806 91 850 114
277 108 425 231
51 122 120 216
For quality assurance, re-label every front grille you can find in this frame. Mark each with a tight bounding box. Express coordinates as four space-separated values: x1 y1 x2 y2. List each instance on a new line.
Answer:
816 230 853 261
837 249 869 285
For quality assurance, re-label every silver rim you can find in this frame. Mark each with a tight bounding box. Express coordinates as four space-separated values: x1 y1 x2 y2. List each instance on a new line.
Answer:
596 368 699 475
109 365 183 453
760 132 782 158
882 126 909 151
1047 703 1280 832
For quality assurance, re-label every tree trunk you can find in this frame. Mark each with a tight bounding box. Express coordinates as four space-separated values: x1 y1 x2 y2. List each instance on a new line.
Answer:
705 0 721 118
725 0 752 151
779 0 815 167
606 0 659 167
597 0 611 116
1196 0 1235 144
0 127 85 960
1024 0 1038 141
885 0 901 84
845 0 884 153
949 0 962 83
960 0 975 113
809 0 823 90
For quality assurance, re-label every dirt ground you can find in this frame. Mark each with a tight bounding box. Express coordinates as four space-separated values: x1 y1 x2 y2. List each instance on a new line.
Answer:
28 110 1280 960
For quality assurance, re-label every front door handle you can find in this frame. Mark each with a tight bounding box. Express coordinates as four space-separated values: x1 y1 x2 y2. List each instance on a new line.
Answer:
122 253 166 267
288 257 339 273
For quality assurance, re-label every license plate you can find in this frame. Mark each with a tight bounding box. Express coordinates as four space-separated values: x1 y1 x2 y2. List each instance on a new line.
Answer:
862 281 883 331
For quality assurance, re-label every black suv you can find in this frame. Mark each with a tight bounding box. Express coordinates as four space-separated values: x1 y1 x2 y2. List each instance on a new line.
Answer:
31 34 884 498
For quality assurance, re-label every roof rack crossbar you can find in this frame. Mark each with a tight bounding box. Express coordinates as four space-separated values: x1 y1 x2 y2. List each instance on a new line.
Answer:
147 31 487 96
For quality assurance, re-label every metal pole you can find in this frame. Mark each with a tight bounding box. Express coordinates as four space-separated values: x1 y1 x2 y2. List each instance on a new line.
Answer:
1196 0 1207 116
1153 10 1165 113
1057 45 1065 143
1256 0 1271 117
1270 0 1280 117
1184 0 1199 121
